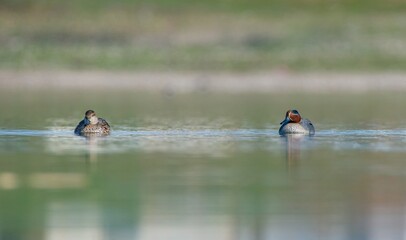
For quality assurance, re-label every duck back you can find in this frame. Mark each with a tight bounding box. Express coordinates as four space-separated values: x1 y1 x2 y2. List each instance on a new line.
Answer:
81 118 110 134
279 119 315 135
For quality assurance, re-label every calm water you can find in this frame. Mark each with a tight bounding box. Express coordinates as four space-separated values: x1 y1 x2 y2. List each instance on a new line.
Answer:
1 90 406 240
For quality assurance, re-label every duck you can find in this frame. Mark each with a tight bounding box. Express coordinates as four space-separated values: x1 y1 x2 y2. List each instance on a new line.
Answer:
279 109 315 136
74 110 110 135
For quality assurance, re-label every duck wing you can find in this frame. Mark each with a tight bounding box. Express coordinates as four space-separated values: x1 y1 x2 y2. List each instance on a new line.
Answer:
98 118 111 132
302 118 315 135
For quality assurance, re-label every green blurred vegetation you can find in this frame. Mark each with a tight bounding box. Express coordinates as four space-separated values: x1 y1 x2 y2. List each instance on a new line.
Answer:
1 0 405 12
0 0 405 71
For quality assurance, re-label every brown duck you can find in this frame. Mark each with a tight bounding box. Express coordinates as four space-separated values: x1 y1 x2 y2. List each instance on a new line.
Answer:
74 110 110 135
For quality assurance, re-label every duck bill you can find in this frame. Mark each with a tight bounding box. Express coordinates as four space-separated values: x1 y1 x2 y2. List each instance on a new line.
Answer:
280 117 289 125
89 116 99 124
84 118 90 125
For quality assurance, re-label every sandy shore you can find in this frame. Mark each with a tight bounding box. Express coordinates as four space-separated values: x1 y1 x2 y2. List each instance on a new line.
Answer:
1 70 405 92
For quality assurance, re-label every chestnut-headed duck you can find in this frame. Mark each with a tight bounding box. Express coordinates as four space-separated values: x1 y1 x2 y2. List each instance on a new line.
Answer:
279 109 315 136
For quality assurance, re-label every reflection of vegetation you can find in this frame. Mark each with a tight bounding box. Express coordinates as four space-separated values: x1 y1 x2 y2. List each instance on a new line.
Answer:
2 90 406 130
0 0 405 71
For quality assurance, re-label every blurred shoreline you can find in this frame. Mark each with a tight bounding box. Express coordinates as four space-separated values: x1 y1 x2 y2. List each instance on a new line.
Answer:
1 70 405 93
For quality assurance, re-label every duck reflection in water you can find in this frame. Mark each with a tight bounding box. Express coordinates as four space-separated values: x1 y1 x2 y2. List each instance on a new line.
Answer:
282 134 307 172
83 133 101 166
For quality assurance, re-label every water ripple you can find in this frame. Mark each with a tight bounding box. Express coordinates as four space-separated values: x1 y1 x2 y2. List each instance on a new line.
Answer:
1 128 406 154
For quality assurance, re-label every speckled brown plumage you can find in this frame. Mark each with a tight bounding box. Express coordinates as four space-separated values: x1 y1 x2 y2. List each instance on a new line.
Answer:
81 118 110 134
74 110 111 135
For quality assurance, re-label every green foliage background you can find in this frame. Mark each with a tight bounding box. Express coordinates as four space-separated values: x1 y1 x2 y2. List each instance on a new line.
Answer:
1 0 405 71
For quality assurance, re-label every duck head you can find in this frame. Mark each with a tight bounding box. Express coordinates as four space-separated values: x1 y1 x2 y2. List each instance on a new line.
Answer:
280 109 302 125
84 110 98 125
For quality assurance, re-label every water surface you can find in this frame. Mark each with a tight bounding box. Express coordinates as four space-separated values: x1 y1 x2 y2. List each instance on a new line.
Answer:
1 90 406 240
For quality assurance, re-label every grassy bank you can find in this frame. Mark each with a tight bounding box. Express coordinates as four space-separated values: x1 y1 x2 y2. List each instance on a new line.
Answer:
0 0 405 71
